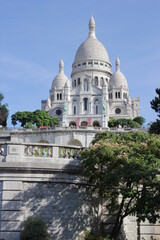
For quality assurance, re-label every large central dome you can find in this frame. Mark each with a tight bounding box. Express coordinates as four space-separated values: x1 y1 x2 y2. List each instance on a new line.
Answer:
74 37 110 63
73 17 110 65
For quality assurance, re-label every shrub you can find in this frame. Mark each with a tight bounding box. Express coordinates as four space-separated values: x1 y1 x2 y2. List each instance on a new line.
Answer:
133 116 145 126
20 217 50 240
67 138 82 146
79 230 110 240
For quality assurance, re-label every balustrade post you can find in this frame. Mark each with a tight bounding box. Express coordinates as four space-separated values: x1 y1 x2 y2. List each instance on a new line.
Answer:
53 146 59 159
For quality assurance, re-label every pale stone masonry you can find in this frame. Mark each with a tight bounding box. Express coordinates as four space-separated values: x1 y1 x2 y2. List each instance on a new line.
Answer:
0 142 159 240
41 17 140 129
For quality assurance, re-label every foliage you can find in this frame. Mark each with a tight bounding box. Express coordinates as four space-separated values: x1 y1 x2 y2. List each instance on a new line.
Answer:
67 138 83 146
108 118 141 129
133 116 145 126
0 93 9 127
25 122 37 129
149 88 160 134
11 110 59 128
79 230 109 240
20 217 50 240
150 88 160 118
149 119 160 134
39 140 49 143
82 131 160 239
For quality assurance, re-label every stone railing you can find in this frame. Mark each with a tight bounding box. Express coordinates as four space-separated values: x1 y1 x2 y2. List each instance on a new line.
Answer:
24 143 82 159
0 142 83 162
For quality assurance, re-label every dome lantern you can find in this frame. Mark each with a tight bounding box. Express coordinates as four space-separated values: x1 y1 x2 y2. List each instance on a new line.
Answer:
59 59 64 73
89 16 96 39
116 57 120 71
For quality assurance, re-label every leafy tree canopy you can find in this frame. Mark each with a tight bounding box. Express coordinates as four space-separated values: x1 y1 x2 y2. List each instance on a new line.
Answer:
11 110 59 128
0 93 9 127
150 88 160 118
108 118 142 129
149 88 160 134
149 119 160 135
82 131 160 239
133 116 145 126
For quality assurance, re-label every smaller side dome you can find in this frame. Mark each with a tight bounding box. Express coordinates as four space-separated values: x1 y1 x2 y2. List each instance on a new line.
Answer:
109 58 128 89
51 60 68 89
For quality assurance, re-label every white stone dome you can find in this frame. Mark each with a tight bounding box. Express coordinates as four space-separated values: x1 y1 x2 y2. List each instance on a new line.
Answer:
74 38 110 63
51 60 68 89
73 17 110 64
109 58 128 89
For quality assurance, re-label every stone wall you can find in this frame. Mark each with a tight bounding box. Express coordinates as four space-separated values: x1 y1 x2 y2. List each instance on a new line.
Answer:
0 141 159 240
0 162 99 240
9 127 99 147
21 182 96 240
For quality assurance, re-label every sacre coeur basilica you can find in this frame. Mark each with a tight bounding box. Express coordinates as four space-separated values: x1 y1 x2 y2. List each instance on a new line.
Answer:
41 16 140 128
0 18 159 240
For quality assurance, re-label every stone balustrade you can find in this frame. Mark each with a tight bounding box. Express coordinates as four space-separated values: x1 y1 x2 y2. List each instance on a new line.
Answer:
0 142 83 163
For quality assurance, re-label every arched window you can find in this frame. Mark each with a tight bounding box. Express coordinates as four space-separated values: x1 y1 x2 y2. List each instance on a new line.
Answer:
118 92 120 98
100 77 104 87
57 94 59 100
83 98 88 111
93 121 100 127
84 79 88 91
78 78 80 85
96 106 98 114
60 93 62 100
81 121 88 127
73 100 77 115
115 92 117 98
94 99 99 114
95 77 98 86
74 79 76 87
69 122 76 127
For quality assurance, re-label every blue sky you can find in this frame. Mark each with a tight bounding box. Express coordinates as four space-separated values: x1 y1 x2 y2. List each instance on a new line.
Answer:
0 0 160 127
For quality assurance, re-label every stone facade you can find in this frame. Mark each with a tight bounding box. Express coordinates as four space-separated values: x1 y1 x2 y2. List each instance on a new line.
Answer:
41 17 140 128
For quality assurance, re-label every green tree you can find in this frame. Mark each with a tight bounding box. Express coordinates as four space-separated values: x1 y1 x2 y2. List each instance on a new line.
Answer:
133 116 145 126
11 111 32 127
20 217 50 240
108 118 141 129
149 88 160 134
11 110 59 128
150 88 160 118
0 93 9 127
149 119 160 135
32 110 51 127
82 131 160 240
